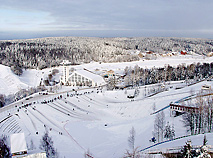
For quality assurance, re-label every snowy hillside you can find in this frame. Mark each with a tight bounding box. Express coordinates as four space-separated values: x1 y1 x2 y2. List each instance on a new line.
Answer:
0 54 212 157
0 79 212 157
0 64 28 95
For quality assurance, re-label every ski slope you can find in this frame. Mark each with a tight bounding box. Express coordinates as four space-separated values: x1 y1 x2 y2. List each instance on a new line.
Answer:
0 55 212 157
0 79 212 157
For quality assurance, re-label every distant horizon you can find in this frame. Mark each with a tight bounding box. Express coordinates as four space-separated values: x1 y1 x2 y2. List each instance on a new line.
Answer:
0 30 213 41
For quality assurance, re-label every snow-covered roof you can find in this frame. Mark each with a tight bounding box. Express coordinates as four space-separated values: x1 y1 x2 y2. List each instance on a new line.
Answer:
60 60 72 66
10 133 27 154
71 69 106 84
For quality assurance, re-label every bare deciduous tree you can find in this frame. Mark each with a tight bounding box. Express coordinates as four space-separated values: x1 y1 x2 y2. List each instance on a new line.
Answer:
124 127 141 158
154 111 165 142
128 127 136 151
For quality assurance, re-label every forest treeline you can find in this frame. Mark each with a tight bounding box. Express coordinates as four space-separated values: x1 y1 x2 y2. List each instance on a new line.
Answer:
123 62 213 86
0 37 213 75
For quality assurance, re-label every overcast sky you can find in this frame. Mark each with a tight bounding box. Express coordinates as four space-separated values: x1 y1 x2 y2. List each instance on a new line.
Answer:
0 0 213 40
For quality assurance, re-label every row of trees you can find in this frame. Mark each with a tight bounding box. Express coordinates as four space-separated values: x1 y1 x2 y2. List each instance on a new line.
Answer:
0 85 46 107
182 91 213 135
123 62 213 86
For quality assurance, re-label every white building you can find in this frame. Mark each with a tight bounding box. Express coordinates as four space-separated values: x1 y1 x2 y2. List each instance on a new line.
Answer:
60 60 72 85
10 133 28 157
67 69 106 87
10 133 46 158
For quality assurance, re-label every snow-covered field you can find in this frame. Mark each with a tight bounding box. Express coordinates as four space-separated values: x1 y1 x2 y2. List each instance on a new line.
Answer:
0 55 212 158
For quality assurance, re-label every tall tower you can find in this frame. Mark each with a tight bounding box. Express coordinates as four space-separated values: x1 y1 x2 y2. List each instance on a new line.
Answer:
60 60 71 85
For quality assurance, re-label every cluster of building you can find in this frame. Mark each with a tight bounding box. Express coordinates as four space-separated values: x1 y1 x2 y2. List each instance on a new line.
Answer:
137 50 213 60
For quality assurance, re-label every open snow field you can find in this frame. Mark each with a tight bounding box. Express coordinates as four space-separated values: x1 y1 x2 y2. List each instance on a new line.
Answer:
0 55 212 157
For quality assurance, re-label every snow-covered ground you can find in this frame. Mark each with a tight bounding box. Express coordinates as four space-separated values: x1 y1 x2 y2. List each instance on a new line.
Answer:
0 55 212 95
79 55 212 73
0 55 212 158
144 132 213 153
0 65 28 95
1 80 212 157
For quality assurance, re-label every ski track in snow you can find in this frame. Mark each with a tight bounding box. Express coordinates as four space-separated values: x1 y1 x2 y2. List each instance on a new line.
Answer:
0 57 213 157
